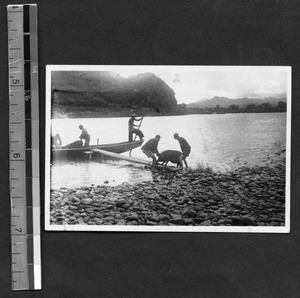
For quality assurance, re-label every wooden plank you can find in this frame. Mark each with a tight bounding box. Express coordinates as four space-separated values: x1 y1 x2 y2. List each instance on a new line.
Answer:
91 149 151 166
91 149 179 172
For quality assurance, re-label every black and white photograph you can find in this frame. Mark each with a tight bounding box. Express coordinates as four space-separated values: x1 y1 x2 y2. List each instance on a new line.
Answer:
45 65 291 232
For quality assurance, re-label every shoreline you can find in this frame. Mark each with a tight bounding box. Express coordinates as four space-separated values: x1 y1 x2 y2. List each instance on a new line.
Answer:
52 109 287 119
50 162 286 227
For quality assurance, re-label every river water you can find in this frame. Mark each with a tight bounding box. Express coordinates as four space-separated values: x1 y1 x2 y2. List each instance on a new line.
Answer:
50 113 286 189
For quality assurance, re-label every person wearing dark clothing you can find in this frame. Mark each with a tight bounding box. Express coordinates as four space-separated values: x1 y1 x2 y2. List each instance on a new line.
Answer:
173 133 191 169
128 115 144 142
141 135 161 169
79 125 90 147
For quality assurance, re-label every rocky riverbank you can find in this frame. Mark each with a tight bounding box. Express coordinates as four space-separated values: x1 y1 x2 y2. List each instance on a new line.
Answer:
50 163 286 227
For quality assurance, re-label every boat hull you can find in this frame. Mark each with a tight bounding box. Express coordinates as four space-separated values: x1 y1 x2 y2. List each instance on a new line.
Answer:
51 140 144 161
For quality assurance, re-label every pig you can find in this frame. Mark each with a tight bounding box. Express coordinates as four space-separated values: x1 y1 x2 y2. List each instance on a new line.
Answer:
157 150 182 167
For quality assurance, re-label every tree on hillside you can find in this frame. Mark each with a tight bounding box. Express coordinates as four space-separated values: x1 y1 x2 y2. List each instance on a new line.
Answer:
276 101 287 112
228 104 239 112
262 102 272 112
245 104 257 112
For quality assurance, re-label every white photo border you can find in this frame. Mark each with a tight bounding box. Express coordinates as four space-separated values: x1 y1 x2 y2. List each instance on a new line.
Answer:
45 65 291 233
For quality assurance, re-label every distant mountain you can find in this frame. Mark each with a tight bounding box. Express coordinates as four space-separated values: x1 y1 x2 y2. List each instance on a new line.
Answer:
51 71 177 111
187 95 287 108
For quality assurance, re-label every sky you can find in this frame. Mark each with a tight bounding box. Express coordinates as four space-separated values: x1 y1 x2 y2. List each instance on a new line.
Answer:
108 65 290 104
49 65 290 104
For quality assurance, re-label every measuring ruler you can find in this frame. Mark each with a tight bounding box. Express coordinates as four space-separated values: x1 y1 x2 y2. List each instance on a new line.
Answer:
7 4 41 290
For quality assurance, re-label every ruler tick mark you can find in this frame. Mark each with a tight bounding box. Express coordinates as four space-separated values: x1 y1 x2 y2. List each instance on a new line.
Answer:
10 159 25 161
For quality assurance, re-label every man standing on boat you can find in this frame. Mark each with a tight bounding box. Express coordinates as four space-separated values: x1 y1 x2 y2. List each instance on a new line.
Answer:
79 125 90 147
173 133 191 169
128 114 144 142
141 135 161 170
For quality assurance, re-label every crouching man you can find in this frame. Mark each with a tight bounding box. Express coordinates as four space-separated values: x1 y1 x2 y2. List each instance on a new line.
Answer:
141 135 161 170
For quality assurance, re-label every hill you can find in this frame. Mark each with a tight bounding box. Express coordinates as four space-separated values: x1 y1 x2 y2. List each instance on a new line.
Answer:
187 95 287 109
51 71 178 117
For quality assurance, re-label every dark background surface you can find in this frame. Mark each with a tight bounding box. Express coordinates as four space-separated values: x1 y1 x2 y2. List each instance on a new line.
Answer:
0 0 300 297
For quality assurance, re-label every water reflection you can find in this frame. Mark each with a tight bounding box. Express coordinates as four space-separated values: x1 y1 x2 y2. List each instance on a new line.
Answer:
51 160 152 189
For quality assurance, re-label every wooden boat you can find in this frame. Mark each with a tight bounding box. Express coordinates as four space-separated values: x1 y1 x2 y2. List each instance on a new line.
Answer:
52 139 144 161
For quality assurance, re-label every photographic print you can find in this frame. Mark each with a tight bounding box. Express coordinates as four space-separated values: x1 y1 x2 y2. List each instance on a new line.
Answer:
45 65 291 232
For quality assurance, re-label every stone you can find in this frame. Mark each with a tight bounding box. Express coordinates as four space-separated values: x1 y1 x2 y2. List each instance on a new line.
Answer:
187 210 197 218
159 214 169 221
147 216 160 223
169 215 183 225
77 218 85 224
93 218 104 225
85 207 95 213
116 220 127 225
183 218 194 225
146 221 158 225
81 198 93 205
200 220 211 226
127 221 138 225
217 219 227 225
65 210 74 216
75 193 85 200
126 213 139 221
181 209 189 216
68 205 78 211
198 212 208 218
116 201 126 207
88 221 97 225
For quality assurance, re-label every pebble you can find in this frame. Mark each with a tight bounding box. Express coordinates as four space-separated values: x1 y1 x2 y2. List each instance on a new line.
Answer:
81 198 93 205
50 163 286 227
